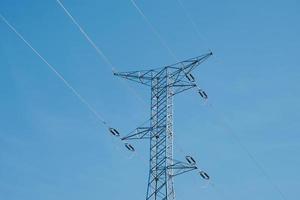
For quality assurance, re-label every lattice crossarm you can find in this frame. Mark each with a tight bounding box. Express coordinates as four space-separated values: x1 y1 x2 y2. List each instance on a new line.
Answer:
114 70 154 86
121 127 152 140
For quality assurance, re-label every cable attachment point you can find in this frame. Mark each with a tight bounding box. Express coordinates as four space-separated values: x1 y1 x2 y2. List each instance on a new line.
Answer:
185 73 195 82
125 143 135 152
199 171 210 180
109 128 120 137
198 89 208 99
185 156 196 165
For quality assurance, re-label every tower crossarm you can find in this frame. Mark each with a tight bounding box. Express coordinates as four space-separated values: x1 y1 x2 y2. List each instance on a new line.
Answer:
166 158 198 177
114 69 155 86
167 52 213 95
171 81 197 95
170 52 213 77
121 127 152 140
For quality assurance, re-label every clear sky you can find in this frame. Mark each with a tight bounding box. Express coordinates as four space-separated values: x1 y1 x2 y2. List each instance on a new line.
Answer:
0 0 299 200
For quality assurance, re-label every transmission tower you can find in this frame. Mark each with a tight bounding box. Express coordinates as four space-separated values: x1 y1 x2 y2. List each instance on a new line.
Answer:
114 52 212 200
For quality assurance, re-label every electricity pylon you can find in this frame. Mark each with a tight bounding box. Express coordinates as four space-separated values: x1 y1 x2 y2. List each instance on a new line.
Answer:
114 52 212 200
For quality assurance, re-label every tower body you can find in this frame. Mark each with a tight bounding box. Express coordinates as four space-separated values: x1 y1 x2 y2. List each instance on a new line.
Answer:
147 68 174 200
114 53 212 200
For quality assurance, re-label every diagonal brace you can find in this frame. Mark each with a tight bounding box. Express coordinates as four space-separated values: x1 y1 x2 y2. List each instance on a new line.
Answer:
122 127 152 140
166 158 198 177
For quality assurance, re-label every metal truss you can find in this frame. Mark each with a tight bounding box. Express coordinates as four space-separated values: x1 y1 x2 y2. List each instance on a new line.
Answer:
114 52 212 200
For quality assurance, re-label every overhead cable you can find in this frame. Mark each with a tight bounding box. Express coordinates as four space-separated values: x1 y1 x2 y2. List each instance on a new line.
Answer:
0 14 108 126
55 0 147 106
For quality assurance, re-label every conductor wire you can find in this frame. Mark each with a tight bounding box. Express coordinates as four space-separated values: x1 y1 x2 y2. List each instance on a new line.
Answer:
0 14 108 127
176 0 212 52
207 103 288 200
56 0 113 69
56 0 147 106
129 0 179 62
0 14 149 163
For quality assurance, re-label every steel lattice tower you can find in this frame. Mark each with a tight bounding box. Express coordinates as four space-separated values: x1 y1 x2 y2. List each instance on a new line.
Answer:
114 52 212 200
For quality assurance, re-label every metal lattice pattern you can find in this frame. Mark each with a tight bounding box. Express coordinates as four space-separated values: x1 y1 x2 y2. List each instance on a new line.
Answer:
115 53 212 200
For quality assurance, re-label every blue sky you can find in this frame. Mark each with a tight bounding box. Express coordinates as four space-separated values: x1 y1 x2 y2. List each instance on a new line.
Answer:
0 0 299 199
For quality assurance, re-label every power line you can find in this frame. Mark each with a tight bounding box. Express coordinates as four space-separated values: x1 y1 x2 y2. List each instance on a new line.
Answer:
56 0 114 70
208 104 288 200
129 0 179 62
55 0 147 106
0 13 152 168
0 14 108 127
176 0 212 52
128 1 287 200
172 1 288 197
